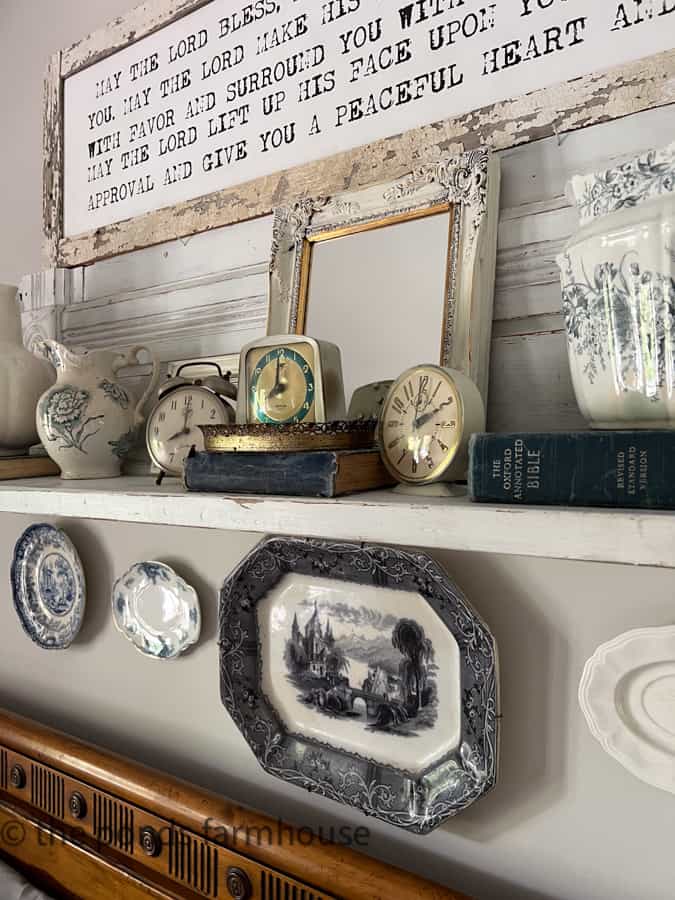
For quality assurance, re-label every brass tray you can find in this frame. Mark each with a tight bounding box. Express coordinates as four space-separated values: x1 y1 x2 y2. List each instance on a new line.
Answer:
199 420 377 453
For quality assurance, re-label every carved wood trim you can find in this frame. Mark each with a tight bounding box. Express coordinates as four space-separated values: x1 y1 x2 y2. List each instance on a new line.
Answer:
46 27 675 267
0 708 469 900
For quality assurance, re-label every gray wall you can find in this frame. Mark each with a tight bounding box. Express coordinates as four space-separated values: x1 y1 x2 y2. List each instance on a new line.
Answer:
1 4 675 900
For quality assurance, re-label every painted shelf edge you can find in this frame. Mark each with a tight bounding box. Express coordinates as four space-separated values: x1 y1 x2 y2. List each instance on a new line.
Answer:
0 477 673 568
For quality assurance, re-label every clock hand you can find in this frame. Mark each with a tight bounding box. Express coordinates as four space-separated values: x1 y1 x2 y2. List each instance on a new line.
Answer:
269 360 289 400
269 356 282 397
413 400 454 430
166 407 194 441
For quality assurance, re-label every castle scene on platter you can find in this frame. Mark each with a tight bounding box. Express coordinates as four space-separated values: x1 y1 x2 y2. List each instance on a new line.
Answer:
284 597 438 737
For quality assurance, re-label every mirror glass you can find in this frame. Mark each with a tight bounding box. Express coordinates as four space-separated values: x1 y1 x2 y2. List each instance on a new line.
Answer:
303 210 452 406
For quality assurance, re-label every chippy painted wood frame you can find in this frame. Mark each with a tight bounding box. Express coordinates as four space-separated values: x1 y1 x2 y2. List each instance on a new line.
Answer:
44 0 675 268
268 149 500 402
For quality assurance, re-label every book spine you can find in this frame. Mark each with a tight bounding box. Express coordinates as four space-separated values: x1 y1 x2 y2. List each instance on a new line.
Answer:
184 451 337 497
468 431 675 509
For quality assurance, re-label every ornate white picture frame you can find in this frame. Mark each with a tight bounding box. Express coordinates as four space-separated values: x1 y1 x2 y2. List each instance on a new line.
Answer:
268 149 500 402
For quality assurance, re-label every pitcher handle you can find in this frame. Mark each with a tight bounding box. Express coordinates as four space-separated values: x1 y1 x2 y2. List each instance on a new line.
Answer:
113 345 161 426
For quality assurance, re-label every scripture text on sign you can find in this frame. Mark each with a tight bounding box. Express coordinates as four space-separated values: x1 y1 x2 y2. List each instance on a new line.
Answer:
63 0 675 236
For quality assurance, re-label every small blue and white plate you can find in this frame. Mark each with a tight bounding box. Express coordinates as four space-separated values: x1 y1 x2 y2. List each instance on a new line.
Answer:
11 524 86 649
112 562 201 660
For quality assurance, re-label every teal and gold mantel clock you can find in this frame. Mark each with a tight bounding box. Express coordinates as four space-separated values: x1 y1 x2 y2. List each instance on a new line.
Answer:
237 335 346 425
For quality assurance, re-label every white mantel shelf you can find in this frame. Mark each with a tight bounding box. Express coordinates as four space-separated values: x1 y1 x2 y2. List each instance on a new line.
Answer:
0 477 672 569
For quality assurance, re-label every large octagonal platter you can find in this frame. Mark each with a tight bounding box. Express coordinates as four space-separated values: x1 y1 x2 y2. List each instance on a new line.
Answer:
219 536 499 834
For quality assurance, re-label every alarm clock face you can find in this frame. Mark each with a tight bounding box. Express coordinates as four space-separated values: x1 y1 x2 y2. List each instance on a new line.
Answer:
380 366 462 484
246 342 316 425
147 385 232 476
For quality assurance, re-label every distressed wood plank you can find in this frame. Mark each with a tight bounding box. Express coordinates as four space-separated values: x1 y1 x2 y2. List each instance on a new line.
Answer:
0 477 673 567
487 329 586 434
56 50 675 267
42 52 63 266
61 0 211 77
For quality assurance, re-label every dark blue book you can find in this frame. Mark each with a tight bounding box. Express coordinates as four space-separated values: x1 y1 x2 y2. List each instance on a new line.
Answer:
184 449 394 497
468 431 675 509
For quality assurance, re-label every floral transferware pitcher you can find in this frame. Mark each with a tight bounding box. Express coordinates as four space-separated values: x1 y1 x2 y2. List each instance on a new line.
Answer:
557 141 675 428
36 342 160 479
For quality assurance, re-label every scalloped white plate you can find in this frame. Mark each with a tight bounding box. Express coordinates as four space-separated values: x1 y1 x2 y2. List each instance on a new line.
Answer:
579 626 675 794
112 561 200 660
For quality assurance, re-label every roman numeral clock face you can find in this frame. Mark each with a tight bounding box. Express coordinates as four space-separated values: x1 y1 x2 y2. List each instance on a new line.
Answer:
380 367 462 484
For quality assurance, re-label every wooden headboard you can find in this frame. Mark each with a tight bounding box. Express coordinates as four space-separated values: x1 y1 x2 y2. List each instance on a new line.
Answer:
0 709 469 900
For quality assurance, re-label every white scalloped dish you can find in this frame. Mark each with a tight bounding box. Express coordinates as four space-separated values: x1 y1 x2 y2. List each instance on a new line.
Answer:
579 627 675 794
112 562 200 660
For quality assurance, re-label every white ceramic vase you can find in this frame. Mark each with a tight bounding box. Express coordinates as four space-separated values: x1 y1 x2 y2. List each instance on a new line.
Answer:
0 284 55 456
557 142 675 428
36 341 160 479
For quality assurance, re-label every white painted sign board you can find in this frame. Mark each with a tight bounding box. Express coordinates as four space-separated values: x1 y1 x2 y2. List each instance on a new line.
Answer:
63 0 675 237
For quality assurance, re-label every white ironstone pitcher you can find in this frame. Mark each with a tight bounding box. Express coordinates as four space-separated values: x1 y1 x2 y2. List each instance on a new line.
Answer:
36 341 160 479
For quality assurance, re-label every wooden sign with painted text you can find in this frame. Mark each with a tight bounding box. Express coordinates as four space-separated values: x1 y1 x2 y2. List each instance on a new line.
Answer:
46 0 675 265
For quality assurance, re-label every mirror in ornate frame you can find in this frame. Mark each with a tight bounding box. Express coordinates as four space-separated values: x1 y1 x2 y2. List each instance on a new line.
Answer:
268 149 500 405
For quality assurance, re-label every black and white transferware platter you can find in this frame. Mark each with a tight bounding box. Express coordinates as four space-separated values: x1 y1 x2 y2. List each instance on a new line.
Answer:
219 536 499 834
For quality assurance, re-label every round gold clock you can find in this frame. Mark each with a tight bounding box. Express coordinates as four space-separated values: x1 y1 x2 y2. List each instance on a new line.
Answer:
378 365 485 485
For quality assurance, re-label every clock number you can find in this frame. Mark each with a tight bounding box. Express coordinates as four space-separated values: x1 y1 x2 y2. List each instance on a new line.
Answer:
158 412 166 423
184 394 192 407
169 452 175 463
404 381 414 402
303 364 309 374
412 459 418 474
171 400 177 411
397 450 407 465
393 397 406 415
387 437 400 450
154 426 160 436
419 375 429 393
307 382 314 393
303 402 310 410
209 408 217 419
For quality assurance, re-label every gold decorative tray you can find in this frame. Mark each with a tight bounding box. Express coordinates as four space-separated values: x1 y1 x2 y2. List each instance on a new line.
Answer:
199 420 377 453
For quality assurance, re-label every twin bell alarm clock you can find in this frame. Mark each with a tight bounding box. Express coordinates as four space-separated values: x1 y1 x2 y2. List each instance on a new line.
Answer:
146 362 237 477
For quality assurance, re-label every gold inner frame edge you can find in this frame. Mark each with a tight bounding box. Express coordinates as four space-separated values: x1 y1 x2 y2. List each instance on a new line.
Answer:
295 201 457 361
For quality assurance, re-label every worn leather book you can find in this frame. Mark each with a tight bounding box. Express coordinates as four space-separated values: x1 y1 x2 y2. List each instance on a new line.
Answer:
184 449 395 497
469 431 675 509
0 456 60 480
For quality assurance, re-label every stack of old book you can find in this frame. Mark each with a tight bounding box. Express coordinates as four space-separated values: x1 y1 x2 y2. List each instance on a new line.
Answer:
468 431 675 510
184 421 394 498
0 452 59 481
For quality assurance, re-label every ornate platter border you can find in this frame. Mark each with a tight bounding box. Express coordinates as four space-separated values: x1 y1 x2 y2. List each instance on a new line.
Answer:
219 536 499 834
